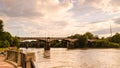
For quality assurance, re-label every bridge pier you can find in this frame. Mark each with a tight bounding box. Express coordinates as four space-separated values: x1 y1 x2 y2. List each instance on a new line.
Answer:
44 38 51 58
44 37 51 50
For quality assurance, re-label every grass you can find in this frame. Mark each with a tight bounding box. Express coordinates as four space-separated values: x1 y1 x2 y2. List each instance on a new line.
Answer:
0 48 8 52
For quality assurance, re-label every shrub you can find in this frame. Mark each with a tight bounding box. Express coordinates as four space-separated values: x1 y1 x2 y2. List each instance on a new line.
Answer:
0 40 10 48
108 42 120 48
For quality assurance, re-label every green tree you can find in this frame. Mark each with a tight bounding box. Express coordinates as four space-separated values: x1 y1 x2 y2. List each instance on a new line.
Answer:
75 35 88 48
0 19 20 48
12 37 20 48
0 20 3 32
51 40 62 47
68 34 81 39
0 32 12 41
94 35 99 39
84 32 94 39
111 33 120 43
0 40 10 48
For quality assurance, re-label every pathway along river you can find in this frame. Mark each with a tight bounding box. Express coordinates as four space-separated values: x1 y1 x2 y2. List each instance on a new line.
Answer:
21 48 120 68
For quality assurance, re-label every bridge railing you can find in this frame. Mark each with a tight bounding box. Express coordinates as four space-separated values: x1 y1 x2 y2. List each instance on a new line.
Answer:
6 49 36 68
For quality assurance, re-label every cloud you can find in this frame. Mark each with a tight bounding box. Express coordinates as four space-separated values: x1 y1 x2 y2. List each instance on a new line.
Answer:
114 18 120 24
0 0 43 17
90 19 120 37
74 0 120 15
70 18 120 36
0 0 73 18
83 0 120 12
0 0 120 37
0 0 74 36
92 27 120 35
69 0 113 23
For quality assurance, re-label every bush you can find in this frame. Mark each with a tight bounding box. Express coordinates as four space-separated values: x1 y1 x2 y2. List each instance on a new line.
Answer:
0 40 10 48
108 42 120 48
110 33 120 43
74 35 87 48
87 40 120 48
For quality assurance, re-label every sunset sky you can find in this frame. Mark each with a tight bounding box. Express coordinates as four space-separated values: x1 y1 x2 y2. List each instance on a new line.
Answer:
0 0 120 37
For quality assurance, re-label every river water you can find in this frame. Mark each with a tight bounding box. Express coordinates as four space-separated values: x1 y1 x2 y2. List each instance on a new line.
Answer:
21 48 120 68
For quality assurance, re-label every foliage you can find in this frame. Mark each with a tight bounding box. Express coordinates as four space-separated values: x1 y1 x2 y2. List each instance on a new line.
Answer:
50 40 66 48
94 35 99 39
88 40 120 48
0 48 8 52
20 40 68 48
88 40 108 48
110 33 120 43
74 35 87 48
12 37 20 48
20 40 46 48
0 19 20 48
83 32 94 39
0 40 10 48
51 40 61 47
108 42 120 48
0 20 3 32
68 34 81 39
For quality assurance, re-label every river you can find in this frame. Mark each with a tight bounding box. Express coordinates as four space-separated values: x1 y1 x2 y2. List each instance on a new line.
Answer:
21 48 120 68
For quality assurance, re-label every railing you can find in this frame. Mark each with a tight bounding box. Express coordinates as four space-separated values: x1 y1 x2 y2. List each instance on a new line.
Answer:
6 50 36 68
14 51 18 63
30 59 35 68
6 50 18 63
21 53 26 68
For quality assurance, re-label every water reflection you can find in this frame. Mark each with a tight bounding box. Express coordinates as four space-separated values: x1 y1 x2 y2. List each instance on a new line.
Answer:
43 50 50 59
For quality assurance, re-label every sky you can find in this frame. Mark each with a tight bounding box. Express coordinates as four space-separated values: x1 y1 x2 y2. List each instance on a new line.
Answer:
0 0 120 37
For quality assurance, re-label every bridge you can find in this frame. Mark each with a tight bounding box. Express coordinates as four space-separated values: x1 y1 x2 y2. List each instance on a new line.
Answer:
17 37 78 49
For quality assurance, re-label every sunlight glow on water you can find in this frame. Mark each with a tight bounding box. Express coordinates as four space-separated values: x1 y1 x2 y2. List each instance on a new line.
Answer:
21 48 120 68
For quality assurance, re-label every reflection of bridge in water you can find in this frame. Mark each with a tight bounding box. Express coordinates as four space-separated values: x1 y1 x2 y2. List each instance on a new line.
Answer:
18 37 78 49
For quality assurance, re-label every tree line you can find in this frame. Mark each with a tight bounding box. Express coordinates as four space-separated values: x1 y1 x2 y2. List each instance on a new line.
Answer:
20 32 120 48
69 32 120 48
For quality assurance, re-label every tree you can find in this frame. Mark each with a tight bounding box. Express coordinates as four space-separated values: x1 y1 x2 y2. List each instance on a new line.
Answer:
111 33 120 43
0 40 10 48
68 34 81 39
0 20 3 32
94 35 99 39
75 35 88 48
51 40 62 47
83 32 94 39
0 19 20 48
0 32 12 41
12 37 20 48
